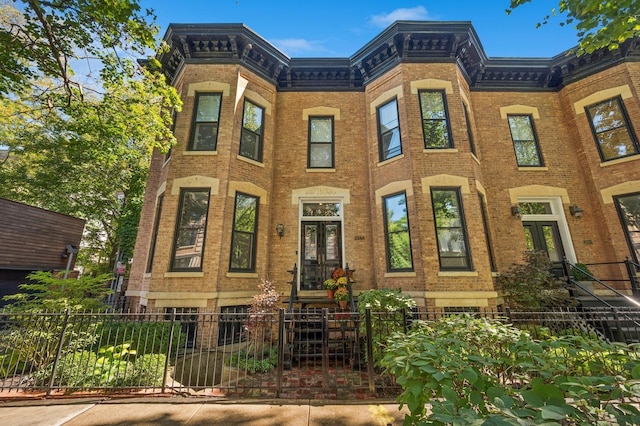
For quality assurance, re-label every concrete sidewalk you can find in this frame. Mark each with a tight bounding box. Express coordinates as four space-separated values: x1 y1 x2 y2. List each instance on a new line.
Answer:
0 397 410 425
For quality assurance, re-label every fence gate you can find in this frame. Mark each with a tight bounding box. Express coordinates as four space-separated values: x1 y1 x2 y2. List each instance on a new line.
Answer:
275 308 375 398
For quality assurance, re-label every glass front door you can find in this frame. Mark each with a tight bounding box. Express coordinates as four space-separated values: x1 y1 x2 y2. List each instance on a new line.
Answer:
300 221 342 290
523 221 565 276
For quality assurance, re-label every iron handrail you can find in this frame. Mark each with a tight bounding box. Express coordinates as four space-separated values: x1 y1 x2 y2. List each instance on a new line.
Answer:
563 260 640 327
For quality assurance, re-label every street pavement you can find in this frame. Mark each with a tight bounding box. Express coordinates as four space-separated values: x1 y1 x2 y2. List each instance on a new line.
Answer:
0 397 411 425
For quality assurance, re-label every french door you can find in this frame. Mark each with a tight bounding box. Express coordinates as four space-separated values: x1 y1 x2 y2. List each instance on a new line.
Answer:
300 221 342 290
523 221 565 276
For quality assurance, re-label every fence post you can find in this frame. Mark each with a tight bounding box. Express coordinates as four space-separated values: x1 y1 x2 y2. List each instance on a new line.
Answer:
161 308 177 393
276 308 285 398
322 308 329 388
364 308 376 393
46 309 71 396
624 257 640 298
402 308 408 333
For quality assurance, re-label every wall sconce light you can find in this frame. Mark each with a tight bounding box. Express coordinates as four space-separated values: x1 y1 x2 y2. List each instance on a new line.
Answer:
511 205 522 219
276 223 285 238
569 205 583 219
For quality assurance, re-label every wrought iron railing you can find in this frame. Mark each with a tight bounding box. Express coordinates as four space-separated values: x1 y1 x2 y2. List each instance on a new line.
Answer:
1 307 640 399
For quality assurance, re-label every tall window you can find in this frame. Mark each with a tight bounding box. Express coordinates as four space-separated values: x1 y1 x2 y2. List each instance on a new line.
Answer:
146 193 164 273
431 188 472 270
614 193 640 265
478 193 496 272
165 110 178 162
229 192 259 271
463 103 476 155
377 99 402 161
585 96 639 161
383 192 413 271
419 90 452 148
189 93 221 151
308 116 334 168
508 114 543 166
239 100 264 162
171 189 210 271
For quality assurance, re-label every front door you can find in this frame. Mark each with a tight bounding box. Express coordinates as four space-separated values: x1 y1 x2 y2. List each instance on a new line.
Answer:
300 221 342 290
523 221 565 276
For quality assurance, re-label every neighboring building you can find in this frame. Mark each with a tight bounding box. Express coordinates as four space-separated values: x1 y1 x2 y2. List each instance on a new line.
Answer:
0 198 85 306
126 21 640 313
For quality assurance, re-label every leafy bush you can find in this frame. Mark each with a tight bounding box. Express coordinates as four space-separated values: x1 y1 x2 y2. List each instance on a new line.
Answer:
93 320 186 357
572 262 594 281
132 353 167 387
3 271 112 311
497 250 575 309
380 315 640 425
0 312 100 375
226 347 278 374
49 345 167 389
357 289 416 365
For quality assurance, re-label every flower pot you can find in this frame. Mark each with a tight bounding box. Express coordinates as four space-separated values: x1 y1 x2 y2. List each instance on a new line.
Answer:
326 289 335 299
338 300 347 310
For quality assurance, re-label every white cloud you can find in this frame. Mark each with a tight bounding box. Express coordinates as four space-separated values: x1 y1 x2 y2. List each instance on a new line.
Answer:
369 6 431 28
272 38 327 56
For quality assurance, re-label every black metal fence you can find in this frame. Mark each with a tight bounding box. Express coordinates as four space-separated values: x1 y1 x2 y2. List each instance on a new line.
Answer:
1 307 639 399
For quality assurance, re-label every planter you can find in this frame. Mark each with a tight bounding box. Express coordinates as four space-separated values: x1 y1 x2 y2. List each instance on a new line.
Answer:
338 300 347 310
574 280 594 296
326 289 335 299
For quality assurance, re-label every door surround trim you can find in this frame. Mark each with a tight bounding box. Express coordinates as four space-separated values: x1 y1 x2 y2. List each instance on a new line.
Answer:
516 196 577 263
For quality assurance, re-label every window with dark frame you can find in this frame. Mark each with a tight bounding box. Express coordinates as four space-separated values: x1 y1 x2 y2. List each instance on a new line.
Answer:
218 305 248 346
419 90 453 148
229 192 259 272
165 110 178 162
463 103 476 156
585 96 639 162
239 99 265 162
146 193 164 273
165 308 198 348
189 93 222 151
431 188 473 270
614 192 640 266
383 192 414 272
377 98 402 161
308 116 334 168
507 114 543 166
170 189 210 271
478 193 496 272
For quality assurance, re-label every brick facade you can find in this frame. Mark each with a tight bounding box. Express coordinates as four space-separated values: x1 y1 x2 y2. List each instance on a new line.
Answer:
126 22 640 313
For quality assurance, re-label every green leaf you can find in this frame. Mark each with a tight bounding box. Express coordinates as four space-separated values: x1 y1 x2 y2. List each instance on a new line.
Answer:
460 368 478 385
540 405 567 420
632 363 640 379
441 385 458 403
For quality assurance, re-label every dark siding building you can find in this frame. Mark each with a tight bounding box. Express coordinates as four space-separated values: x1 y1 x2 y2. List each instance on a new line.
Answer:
0 198 85 305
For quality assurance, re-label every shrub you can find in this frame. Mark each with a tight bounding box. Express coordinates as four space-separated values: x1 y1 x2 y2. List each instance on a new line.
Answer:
357 289 416 365
93 320 186 358
50 346 167 389
497 250 575 309
3 271 112 311
380 315 640 425
572 262 594 281
226 347 278 374
131 353 167 387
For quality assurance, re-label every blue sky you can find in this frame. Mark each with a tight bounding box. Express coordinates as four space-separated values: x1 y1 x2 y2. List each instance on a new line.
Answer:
144 1 580 58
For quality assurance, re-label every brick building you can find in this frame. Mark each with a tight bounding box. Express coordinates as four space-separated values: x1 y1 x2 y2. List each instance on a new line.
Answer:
126 21 640 313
